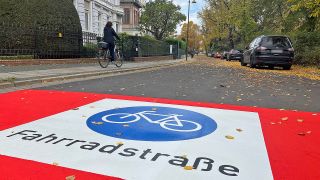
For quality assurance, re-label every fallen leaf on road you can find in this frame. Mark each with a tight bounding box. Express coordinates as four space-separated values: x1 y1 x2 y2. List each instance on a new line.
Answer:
297 119 304 123
52 162 59 166
117 142 124 145
72 108 79 110
236 128 243 132
65 175 76 180
184 166 193 170
298 132 306 136
92 121 103 125
225 135 235 139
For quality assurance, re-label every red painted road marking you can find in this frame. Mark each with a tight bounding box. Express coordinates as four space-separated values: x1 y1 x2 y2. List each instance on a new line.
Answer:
0 90 319 180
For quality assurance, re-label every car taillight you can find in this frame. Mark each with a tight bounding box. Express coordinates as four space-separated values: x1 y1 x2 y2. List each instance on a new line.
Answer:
256 46 267 52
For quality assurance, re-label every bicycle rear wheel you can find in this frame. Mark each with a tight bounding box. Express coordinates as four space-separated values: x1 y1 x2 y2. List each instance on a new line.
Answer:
97 49 110 68
114 49 123 67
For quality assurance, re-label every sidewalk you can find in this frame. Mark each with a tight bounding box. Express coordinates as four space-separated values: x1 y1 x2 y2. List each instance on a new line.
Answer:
0 59 187 89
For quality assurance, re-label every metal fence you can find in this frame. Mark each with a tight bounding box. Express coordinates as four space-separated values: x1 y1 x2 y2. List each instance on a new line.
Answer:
0 22 82 59
0 22 184 60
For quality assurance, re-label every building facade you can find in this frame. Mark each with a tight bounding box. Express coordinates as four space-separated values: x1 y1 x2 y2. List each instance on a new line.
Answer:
120 0 144 36
73 0 124 35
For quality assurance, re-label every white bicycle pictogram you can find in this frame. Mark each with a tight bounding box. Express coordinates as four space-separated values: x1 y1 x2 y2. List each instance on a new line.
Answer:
101 110 202 132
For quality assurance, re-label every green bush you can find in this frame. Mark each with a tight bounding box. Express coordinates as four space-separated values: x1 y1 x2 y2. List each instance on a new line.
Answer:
291 31 320 67
0 0 82 58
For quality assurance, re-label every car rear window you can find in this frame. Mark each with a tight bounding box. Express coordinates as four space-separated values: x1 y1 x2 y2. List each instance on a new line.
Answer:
230 50 240 53
260 36 292 48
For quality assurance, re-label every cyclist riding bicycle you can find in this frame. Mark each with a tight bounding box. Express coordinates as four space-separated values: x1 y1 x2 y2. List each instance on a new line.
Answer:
103 21 120 63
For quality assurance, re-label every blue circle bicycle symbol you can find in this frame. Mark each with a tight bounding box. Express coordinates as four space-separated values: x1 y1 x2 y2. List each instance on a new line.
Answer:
87 106 217 141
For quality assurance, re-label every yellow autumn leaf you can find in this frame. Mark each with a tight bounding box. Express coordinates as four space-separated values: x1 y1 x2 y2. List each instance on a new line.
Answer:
225 135 235 139
297 132 306 136
65 175 76 180
92 121 103 125
184 166 193 170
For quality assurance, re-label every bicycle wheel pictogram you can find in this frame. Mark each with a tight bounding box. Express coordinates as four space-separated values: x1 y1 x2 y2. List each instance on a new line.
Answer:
102 113 139 124
159 119 202 132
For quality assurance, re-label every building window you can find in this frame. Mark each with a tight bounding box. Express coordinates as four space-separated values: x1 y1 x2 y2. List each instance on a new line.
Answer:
134 10 139 25
116 23 119 32
98 12 102 34
124 8 130 24
84 0 91 31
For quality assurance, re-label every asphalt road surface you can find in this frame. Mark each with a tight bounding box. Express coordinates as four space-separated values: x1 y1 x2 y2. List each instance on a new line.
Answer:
38 59 320 112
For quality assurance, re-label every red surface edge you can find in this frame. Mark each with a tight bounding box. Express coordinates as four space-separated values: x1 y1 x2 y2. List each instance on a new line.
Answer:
0 89 319 180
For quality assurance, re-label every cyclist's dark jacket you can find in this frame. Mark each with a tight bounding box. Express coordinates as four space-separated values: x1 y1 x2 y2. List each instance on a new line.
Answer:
103 27 120 44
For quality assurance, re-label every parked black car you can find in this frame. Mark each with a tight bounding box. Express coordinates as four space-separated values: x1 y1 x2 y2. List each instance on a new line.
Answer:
242 35 294 69
226 49 243 61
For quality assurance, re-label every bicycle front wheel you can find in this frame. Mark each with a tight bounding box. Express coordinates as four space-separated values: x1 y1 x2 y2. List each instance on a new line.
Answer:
97 50 110 68
115 50 123 67
160 120 202 132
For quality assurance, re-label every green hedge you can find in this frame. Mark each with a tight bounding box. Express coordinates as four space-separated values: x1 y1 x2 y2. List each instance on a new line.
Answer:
291 31 320 67
0 0 82 58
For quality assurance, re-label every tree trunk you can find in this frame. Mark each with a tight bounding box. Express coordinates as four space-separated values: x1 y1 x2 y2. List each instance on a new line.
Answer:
228 26 234 49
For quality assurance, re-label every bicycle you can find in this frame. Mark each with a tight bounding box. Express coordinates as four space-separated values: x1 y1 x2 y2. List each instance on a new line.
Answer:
97 41 123 68
100 110 202 132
